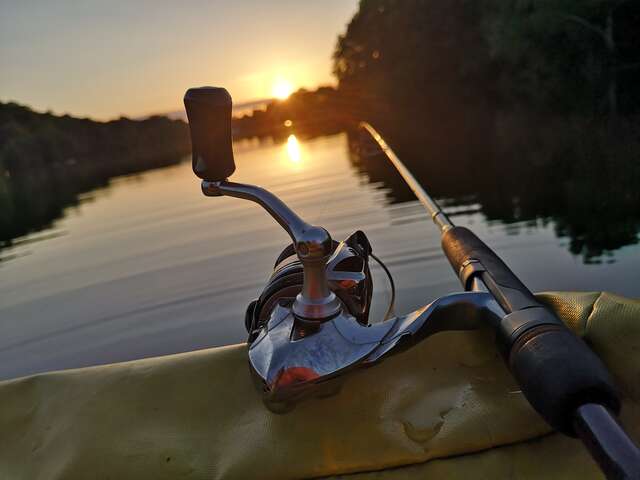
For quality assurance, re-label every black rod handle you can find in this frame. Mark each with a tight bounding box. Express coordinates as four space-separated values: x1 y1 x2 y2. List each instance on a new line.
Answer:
442 226 620 435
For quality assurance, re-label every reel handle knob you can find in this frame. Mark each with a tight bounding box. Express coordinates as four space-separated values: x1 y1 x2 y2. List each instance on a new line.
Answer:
184 87 235 181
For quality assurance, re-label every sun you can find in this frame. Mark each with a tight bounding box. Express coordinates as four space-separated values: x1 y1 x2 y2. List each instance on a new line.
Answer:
272 78 294 100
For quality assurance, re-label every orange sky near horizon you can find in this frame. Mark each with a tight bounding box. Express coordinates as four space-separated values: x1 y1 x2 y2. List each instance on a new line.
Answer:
0 1 358 120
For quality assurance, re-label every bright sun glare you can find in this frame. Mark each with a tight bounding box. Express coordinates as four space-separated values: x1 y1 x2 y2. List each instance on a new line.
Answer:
272 78 294 100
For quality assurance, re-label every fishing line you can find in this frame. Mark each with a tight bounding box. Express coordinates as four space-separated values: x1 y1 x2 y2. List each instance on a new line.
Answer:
370 251 396 321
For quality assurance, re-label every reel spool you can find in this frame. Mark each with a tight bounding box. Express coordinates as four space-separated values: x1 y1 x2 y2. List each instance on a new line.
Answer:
245 231 374 342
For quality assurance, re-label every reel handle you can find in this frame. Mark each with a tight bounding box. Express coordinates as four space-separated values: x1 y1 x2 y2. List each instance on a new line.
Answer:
183 87 235 181
184 86 340 321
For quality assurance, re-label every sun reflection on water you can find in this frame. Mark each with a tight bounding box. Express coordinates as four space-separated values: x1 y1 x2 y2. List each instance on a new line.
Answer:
286 134 301 163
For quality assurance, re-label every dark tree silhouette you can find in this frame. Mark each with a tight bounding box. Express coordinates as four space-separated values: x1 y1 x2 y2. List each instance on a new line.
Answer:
0 102 191 247
333 0 640 261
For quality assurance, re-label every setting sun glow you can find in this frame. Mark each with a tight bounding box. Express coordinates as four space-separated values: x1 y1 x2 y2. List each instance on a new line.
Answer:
272 78 294 100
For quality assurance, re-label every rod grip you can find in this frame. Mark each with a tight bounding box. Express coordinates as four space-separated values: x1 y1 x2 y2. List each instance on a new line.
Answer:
442 226 538 312
509 324 620 435
441 226 620 435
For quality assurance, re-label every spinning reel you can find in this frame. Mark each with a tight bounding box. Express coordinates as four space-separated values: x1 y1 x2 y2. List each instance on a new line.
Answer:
183 87 502 410
245 230 375 343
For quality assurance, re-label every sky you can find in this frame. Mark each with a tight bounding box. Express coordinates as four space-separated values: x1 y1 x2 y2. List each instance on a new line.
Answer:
0 0 358 120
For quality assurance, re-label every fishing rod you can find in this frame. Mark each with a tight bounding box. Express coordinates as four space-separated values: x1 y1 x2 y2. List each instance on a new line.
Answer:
183 87 640 480
361 122 640 480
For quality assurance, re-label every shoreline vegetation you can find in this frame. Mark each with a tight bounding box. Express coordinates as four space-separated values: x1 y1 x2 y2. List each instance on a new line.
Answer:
0 103 192 248
1 0 639 260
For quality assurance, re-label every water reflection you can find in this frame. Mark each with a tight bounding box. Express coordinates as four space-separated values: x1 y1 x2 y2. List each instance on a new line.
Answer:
285 134 301 163
346 109 640 264
0 153 182 259
2 109 639 267
1 131 639 381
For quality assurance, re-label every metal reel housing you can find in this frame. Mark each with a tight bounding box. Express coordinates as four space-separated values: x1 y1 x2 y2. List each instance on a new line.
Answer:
245 231 374 343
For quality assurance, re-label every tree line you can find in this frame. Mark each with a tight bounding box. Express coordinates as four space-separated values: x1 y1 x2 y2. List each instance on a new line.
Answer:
333 0 640 117
232 0 639 139
0 102 191 248
0 102 190 176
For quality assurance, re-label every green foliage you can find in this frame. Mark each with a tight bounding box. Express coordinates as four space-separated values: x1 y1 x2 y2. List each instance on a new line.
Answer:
333 0 492 111
333 0 640 114
484 0 638 112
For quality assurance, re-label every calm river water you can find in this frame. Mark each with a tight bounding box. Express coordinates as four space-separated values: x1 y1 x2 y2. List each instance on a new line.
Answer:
1 132 639 380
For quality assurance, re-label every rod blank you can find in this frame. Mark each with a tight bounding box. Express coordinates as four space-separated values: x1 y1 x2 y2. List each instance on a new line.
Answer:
360 122 453 233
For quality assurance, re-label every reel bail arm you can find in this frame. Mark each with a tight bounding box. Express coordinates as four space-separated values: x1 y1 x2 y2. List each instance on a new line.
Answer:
201 179 341 320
